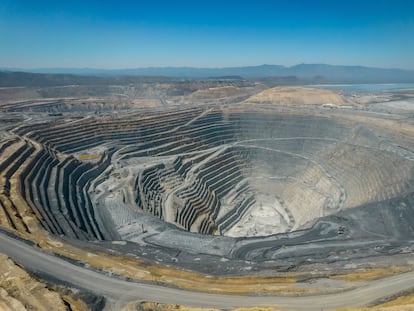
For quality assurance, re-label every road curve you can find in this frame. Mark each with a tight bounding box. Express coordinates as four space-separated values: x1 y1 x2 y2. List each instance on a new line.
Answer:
0 232 413 311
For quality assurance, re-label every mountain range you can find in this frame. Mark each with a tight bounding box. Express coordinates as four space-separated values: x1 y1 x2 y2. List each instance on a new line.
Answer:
1 64 414 85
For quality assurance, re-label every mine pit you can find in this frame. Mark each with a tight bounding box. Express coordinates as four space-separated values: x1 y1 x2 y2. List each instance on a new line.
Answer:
0 83 412 275
0 87 413 311
0 106 411 249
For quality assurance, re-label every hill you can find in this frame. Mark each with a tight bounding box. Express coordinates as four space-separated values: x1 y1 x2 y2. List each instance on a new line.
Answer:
2 64 414 83
244 86 348 106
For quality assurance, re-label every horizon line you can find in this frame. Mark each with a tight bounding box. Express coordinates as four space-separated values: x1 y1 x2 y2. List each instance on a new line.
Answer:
1 63 414 72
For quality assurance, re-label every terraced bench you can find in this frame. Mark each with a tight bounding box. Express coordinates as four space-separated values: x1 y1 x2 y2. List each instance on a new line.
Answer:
2 106 412 242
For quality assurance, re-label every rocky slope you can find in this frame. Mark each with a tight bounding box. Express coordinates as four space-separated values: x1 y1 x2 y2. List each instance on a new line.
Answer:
0 253 88 311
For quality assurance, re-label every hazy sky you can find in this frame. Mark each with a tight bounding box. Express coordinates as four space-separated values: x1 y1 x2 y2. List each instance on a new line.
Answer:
1 0 413 69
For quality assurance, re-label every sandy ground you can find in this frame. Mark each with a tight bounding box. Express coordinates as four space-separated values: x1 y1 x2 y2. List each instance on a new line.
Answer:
244 87 349 106
0 253 81 311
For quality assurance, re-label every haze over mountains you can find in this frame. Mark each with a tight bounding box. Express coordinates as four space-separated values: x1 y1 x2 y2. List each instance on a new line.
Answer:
1 64 414 86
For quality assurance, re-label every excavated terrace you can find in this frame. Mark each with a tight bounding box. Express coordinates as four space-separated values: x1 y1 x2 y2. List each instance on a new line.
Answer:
0 100 413 274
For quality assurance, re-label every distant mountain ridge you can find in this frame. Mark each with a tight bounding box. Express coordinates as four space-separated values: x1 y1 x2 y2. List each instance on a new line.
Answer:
1 64 414 84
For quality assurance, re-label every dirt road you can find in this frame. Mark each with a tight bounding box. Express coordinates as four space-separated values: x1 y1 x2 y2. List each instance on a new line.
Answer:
0 232 413 311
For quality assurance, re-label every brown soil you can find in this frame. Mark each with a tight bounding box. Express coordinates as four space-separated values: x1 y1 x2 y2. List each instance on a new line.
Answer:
0 253 87 311
244 87 348 106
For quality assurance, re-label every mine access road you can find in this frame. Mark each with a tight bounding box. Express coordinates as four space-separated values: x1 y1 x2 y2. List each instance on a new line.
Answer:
1 232 414 310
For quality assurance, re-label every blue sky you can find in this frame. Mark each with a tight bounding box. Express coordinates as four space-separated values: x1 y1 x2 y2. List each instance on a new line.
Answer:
1 0 413 69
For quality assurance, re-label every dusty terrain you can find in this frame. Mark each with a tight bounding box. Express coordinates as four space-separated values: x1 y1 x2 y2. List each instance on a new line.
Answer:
0 253 87 311
0 80 260 109
2 248 413 311
244 86 350 106
2 233 414 311
0 79 413 310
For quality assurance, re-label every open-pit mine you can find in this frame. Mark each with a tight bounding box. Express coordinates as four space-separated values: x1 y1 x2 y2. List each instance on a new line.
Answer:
0 80 413 310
